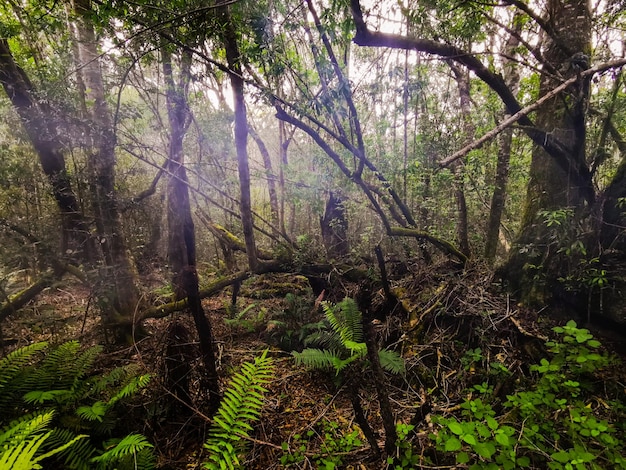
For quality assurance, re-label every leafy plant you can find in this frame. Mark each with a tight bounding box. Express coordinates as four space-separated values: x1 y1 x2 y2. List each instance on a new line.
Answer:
292 298 404 376
0 341 154 469
203 349 273 470
429 321 626 469
388 423 419 469
0 411 86 470
280 419 363 469
224 303 266 332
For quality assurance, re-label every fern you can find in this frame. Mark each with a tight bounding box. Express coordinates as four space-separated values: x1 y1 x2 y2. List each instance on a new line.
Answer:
0 342 154 470
0 342 48 415
294 298 405 377
321 298 363 348
378 349 406 375
0 411 53 449
90 434 155 470
0 411 87 470
203 350 273 470
0 342 47 389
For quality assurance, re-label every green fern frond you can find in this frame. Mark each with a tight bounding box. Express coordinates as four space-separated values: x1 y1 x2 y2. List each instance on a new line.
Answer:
23 389 72 405
0 430 52 470
21 342 102 399
378 349 405 375
107 374 151 407
90 367 133 395
33 433 87 466
91 434 155 469
0 411 87 470
302 329 337 349
76 401 108 422
203 350 273 470
43 427 97 470
0 411 54 449
0 342 48 389
292 348 341 371
322 298 363 347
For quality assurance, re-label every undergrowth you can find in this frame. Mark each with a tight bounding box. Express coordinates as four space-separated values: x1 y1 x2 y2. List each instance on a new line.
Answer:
428 320 626 469
0 341 154 469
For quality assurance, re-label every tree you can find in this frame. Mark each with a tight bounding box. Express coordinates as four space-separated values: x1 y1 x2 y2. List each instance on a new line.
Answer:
348 0 626 319
503 0 593 302
0 38 92 260
162 45 220 411
218 3 259 272
71 0 141 338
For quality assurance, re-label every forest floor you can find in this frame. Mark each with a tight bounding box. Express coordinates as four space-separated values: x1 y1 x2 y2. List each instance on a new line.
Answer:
2 263 626 469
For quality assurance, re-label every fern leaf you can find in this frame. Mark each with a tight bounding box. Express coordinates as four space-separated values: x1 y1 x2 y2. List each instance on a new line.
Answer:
0 430 52 470
91 433 154 468
33 434 87 464
378 349 405 375
76 401 108 422
292 348 342 371
322 298 363 347
203 350 273 470
0 342 48 389
23 389 72 405
107 374 151 407
0 411 54 448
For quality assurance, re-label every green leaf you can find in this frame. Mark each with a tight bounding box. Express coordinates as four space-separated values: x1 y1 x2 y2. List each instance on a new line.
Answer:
444 437 462 452
552 451 570 463
495 433 510 446
486 416 499 430
462 433 477 445
447 421 464 435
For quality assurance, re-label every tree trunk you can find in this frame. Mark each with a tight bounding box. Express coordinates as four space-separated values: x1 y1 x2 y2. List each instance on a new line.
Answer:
504 0 592 304
220 6 259 272
0 39 93 260
73 0 140 337
321 190 349 258
248 126 280 236
485 13 522 263
449 63 473 257
162 48 221 413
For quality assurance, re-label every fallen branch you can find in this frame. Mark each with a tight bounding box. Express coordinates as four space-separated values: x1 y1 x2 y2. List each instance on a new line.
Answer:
0 274 56 321
389 227 467 264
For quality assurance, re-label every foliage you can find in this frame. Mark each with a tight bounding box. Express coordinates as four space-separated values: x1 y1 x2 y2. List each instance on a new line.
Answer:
0 411 86 470
279 419 363 468
387 423 420 469
429 321 626 469
292 298 404 376
203 349 274 470
224 303 266 332
0 341 154 470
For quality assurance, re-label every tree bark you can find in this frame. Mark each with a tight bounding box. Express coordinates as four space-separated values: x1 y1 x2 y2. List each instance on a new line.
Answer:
448 63 472 257
485 12 522 263
504 0 592 302
248 125 280 237
321 191 349 258
162 47 221 413
0 38 93 260
219 5 259 272
72 0 141 337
